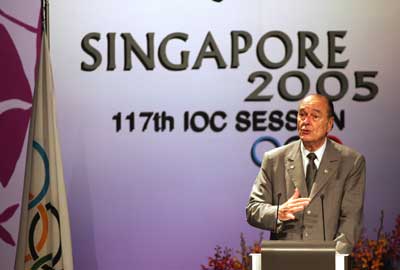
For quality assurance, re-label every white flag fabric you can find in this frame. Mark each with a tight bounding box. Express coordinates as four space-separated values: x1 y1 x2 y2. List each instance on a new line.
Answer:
15 31 73 270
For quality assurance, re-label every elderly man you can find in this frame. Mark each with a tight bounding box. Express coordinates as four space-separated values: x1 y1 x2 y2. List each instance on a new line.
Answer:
246 94 365 254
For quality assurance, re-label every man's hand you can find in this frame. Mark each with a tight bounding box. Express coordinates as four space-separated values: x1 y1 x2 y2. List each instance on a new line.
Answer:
278 188 310 221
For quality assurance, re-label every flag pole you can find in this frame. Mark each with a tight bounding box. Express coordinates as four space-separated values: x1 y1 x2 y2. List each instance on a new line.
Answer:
41 0 50 47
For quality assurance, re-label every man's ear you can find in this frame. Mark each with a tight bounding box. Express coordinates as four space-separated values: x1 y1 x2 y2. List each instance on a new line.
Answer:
328 117 334 132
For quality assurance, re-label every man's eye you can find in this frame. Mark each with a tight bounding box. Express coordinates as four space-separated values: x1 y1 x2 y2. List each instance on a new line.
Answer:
312 114 320 120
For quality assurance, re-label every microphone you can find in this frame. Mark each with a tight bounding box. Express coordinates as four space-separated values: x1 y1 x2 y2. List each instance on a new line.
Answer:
275 193 282 233
320 194 326 241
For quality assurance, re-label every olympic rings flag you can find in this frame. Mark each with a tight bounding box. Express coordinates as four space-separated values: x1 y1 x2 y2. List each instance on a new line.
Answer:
14 31 73 270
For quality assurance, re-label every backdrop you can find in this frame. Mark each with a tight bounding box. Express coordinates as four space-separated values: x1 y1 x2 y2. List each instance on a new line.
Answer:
1 1 400 269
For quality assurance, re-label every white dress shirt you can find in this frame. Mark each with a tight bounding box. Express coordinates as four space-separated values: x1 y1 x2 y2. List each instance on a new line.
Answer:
300 138 327 175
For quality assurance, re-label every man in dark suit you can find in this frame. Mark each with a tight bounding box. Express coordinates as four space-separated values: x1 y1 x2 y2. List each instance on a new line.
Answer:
246 94 366 254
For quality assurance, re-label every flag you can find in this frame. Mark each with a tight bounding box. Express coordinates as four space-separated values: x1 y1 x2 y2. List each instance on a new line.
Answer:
15 31 74 270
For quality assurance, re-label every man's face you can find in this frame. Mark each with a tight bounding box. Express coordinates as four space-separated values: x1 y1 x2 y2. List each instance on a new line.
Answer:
297 96 333 149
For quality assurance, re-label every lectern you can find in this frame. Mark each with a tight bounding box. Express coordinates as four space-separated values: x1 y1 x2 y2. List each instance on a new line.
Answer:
250 241 350 270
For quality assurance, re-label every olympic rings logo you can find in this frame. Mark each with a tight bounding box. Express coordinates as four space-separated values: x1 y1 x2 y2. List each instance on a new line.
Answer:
251 135 343 166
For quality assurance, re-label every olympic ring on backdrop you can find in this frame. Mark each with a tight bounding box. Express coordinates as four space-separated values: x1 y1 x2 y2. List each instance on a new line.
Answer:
327 135 343 144
28 141 50 210
251 136 281 167
251 135 342 167
284 135 300 145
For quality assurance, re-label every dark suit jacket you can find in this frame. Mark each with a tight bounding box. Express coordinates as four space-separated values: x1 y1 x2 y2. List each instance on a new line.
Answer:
246 139 366 254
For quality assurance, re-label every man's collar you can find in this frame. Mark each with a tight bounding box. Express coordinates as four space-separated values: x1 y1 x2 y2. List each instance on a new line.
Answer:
301 138 327 161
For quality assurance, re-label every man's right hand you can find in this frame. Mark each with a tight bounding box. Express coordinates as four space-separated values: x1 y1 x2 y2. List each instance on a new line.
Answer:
278 188 310 221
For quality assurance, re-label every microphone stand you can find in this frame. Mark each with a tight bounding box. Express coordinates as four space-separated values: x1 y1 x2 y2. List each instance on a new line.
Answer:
275 193 282 233
320 194 326 241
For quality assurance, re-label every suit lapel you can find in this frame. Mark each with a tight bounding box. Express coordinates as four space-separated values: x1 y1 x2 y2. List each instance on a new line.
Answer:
309 139 340 201
285 141 308 198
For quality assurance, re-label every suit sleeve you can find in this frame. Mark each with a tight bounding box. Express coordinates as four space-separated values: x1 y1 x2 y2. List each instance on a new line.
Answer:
335 154 366 254
246 153 279 231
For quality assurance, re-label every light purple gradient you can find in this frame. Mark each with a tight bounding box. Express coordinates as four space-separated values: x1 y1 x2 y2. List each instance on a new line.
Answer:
2 1 400 270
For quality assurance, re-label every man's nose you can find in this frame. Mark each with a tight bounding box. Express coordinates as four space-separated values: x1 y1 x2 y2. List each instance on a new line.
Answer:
303 116 312 124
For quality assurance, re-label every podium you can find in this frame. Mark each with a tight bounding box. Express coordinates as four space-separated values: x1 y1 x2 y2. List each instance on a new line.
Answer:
250 241 350 270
